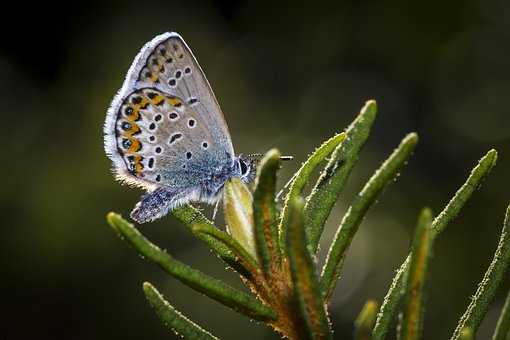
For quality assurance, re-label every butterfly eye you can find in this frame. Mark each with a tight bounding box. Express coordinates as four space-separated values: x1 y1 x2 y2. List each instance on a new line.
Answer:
239 159 248 175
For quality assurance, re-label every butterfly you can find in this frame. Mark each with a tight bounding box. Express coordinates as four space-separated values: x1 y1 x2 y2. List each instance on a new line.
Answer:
104 32 290 224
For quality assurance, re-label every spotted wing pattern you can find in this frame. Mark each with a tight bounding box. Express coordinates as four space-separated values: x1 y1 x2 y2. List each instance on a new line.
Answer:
104 32 234 190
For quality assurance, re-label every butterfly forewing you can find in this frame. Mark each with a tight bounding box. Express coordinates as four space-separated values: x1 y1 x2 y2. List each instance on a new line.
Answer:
104 32 234 190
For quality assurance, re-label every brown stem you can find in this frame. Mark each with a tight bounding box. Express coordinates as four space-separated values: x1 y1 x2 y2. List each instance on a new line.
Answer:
243 257 308 340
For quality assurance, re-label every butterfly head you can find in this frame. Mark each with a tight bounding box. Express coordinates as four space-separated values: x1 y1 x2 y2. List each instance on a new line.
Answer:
235 154 258 184
234 153 293 184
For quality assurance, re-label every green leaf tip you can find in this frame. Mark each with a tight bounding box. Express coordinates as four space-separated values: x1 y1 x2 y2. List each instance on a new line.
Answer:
143 282 219 340
304 100 377 253
320 132 418 301
107 213 276 321
459 327 474 340
432 148 498 237
451 204 510 339
486 148 498 166
258 148 281 164
355 300 379 340
362 99 377 117
400 208 434 340
253 148 282 275
404 132 419 144
107 212 122 230
279 132 347 254
286 196 333 340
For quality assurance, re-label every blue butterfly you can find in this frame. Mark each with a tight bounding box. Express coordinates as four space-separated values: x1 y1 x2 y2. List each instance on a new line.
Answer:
104 32 284 223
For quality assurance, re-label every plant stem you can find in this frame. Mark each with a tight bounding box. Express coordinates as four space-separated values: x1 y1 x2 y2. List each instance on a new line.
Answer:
451 204 510 339
143 282 219 340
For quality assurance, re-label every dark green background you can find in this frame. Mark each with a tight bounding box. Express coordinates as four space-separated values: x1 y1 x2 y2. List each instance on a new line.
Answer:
2 1 509 339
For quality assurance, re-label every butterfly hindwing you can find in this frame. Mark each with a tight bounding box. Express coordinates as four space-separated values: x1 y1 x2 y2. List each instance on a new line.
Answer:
104 32 234 190
114 87 233 188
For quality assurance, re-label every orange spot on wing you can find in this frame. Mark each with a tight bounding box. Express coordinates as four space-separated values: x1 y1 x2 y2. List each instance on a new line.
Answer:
123 123 140 137
126 138 142 153
148 94 165 106
168 97 182 106
133 155 144 174
125 97 151 122
138 98 150 109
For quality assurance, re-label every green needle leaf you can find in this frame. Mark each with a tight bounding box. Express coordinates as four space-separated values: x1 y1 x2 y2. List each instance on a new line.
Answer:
432 149 497 236
172 205 248 276
107 213 276 321
451 204 510 339
305 100 377 253
320 133 418 301
355 300 379 340
191 223 259 273
253 149 282 275
492 288 510 340
286 197 333 340
278 132 347 253
372 149 498 340
400 208 434 340
374 255 410 339
143 282 219 340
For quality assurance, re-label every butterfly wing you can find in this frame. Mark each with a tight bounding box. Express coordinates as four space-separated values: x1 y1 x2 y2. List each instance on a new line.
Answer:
104 32 234 191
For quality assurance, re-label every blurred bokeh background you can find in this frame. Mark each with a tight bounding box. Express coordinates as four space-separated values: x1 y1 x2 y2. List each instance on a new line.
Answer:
2 0 509 339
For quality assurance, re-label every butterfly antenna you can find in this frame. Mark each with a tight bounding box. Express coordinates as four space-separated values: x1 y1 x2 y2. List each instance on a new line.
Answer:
247 153 293 161
245 153 293 200
245 153 293 199
247 153 263 160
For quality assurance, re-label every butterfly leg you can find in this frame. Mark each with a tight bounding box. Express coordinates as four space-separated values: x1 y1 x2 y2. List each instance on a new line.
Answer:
212 199 221 221
130 187 187 223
